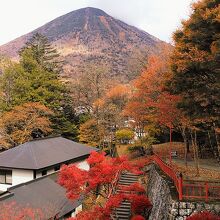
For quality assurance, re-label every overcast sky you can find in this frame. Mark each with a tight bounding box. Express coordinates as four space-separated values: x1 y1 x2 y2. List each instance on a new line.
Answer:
0 0 195 45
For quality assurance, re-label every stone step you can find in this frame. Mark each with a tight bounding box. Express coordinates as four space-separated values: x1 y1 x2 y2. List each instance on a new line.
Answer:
118 182 134 185
112 212 130 216
118 182 137 185
115 206 130 210
110 172 139 220
120 177 138 181
120 178 137 181
121 173 139 176
120 177 137 179
115 207 130 211
120 174 138 177
119 205 131 209
120 202 131 207
120 177 137 180
121 201 131 204
117 184 137 188
121 175 139 178
119 180 137 183
122 172 140 176
114 210 130 215
119 178 137 181
121 173 140 176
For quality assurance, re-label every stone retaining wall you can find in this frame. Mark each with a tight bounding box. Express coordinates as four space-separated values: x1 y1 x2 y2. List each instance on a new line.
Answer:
147 164 220 220
170 201 220 220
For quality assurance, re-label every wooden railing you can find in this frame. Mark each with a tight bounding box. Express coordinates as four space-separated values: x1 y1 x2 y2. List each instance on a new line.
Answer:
151 154 220 202
182 181 220 202
107 154 220 202
151 154 183 200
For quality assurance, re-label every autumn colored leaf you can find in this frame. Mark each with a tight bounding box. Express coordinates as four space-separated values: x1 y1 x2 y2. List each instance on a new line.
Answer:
0 202 43 220
131 215 146 220
0 102 53 148
186 211 220 220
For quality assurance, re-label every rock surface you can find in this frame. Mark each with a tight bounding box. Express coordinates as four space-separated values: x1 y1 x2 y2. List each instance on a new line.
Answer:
147 164 220 220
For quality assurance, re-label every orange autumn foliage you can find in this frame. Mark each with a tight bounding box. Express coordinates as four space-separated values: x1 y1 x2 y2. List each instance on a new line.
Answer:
124 49 181 131
186 211 220 220
0 102 53 148
106 84 130 100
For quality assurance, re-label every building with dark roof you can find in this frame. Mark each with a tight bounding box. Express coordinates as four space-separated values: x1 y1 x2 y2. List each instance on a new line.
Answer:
0 137 97 218
0 172 82 219
0 136 97 192
0 136 96 170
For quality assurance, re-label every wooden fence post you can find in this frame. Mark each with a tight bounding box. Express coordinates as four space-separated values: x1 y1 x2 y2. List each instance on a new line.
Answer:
178 173 183 201
169 126 172 165
205 182 209 202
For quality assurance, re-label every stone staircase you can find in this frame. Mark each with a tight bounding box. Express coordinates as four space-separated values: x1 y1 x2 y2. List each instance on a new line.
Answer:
111 172 140 220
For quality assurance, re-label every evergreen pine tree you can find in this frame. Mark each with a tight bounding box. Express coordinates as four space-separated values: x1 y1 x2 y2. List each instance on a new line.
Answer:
0 33 78 140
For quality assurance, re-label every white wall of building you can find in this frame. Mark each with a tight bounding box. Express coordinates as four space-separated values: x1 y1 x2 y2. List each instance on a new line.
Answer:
0 159 90 192
12 169 33 186
75 161 90 171
36 171 41 179
47 168 54 175
0 169 33 192
0 183 9 191
71 204 83 218
75 204 83 215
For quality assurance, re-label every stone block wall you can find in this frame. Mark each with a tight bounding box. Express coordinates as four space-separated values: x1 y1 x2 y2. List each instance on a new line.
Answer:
147 164 220 220
170 201 220 219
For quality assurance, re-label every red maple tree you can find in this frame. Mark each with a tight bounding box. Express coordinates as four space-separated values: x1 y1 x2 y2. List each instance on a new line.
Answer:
68 193 151 220
0 202 43 220
123 48 182 140
186 211 220 220
58 151 152 220
119 182 146 194
131 215 146 220
59 151 134 200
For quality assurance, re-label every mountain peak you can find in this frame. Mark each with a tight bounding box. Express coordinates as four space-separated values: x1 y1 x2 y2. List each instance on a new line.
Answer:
0 7 168 81
74 7 109 16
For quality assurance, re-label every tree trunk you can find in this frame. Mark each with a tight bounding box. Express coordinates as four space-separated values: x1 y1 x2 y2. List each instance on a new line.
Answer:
213 123 220 162
207 131 216 158
179 126 190 167
95 184 100 196
181 128 188 167
190 130 200 176
194 131 200 170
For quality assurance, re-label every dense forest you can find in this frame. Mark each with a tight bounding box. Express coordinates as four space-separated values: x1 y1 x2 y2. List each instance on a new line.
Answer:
0 0 219 167
0 0 219 219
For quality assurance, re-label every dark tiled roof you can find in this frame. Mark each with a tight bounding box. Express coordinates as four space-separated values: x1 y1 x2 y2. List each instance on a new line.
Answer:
0 172 81 219
0 137 97 170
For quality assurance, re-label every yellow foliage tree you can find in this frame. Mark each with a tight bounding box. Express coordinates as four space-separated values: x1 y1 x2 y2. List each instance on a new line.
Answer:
79 119 102 147
0 102 53 148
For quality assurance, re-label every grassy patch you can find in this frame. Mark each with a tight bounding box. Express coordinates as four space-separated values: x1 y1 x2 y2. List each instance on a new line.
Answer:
153 142 185 158
173 163 220 182
116 144 130 157
153 142 220 181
